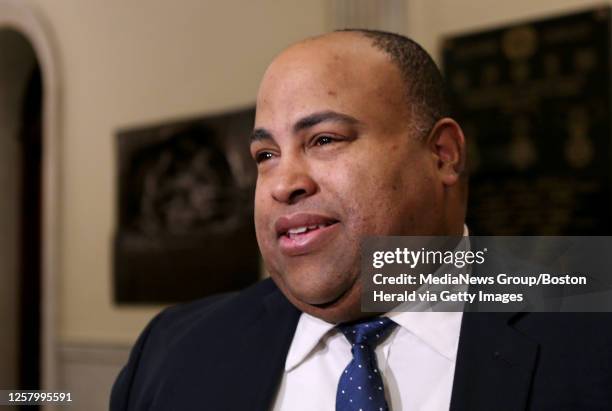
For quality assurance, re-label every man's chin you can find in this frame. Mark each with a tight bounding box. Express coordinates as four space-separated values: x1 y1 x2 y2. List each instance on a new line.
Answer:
281 279 365 324
285 285 349 308
310 285 352 308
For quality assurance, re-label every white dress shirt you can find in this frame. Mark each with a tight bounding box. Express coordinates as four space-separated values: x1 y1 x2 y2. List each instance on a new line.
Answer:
271 310 463 411
271 227 469 411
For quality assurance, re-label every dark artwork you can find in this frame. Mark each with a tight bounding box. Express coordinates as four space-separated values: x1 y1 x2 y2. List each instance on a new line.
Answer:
443 7 611 235
114 107 259 303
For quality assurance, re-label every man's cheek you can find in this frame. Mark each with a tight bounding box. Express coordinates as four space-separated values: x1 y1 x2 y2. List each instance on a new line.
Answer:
253 211 272 254
253 192 268 227
321 164 369 197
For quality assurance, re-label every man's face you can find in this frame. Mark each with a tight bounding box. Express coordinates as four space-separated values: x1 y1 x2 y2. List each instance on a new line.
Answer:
251 34 446 323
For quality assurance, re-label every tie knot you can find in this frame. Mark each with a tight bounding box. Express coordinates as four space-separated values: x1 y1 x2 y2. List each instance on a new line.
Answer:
338 317 397 346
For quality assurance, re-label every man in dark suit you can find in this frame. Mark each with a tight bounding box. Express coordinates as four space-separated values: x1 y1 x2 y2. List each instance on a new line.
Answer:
111 30 612 410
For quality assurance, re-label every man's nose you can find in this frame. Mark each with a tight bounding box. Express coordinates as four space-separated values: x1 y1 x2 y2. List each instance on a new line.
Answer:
270 157 317 205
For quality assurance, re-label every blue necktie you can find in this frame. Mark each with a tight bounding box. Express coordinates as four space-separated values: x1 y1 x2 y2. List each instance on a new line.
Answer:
336 317 397 411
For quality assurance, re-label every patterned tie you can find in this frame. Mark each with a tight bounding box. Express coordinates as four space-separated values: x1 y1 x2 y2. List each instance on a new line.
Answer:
336 317 397 411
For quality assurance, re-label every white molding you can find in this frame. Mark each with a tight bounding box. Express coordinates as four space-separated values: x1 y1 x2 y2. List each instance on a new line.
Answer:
0 0 61 402
58 343 131 411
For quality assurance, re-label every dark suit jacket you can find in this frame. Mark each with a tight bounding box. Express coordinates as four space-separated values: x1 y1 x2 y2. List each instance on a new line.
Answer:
111 278 612 410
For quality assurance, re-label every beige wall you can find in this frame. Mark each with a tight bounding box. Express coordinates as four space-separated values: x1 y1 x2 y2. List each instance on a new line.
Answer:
22 0 330 346
17 0 612 349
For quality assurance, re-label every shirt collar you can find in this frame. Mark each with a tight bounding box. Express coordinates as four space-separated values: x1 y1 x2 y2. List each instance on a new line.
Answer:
285 312 336 372
386 310 463 360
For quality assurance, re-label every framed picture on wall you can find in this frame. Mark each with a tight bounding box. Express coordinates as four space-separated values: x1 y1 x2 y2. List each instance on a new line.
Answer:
443 6 611 235
113 107 259 303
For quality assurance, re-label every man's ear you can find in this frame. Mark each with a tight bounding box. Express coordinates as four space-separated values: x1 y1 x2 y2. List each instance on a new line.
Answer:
426 118 466 186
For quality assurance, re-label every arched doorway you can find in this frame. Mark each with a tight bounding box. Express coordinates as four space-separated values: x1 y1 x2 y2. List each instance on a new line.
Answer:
0 0 61 400
0 27 42 394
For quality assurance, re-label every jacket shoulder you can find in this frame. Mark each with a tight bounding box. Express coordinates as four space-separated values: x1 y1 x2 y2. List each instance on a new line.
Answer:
110 278 283 411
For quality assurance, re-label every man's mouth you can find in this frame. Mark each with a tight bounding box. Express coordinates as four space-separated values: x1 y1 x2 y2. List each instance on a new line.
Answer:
282 222 336 238
275 213 340 256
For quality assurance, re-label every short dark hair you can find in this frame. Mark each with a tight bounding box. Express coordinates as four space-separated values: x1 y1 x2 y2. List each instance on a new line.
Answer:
338 29 450 137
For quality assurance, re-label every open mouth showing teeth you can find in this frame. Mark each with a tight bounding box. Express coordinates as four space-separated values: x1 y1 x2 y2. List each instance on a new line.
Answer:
283 222 337 238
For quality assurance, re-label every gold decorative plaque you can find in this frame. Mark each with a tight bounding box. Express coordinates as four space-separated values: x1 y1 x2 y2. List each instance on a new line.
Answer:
443 7 611 235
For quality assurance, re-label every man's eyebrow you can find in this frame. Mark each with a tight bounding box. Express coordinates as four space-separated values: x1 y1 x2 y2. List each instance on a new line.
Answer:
250 110 361 143
250 128 274 143
293 110 361 133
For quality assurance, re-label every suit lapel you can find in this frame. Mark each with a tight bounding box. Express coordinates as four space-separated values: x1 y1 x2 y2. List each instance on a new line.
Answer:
449 312 538 411
239 289 302 410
